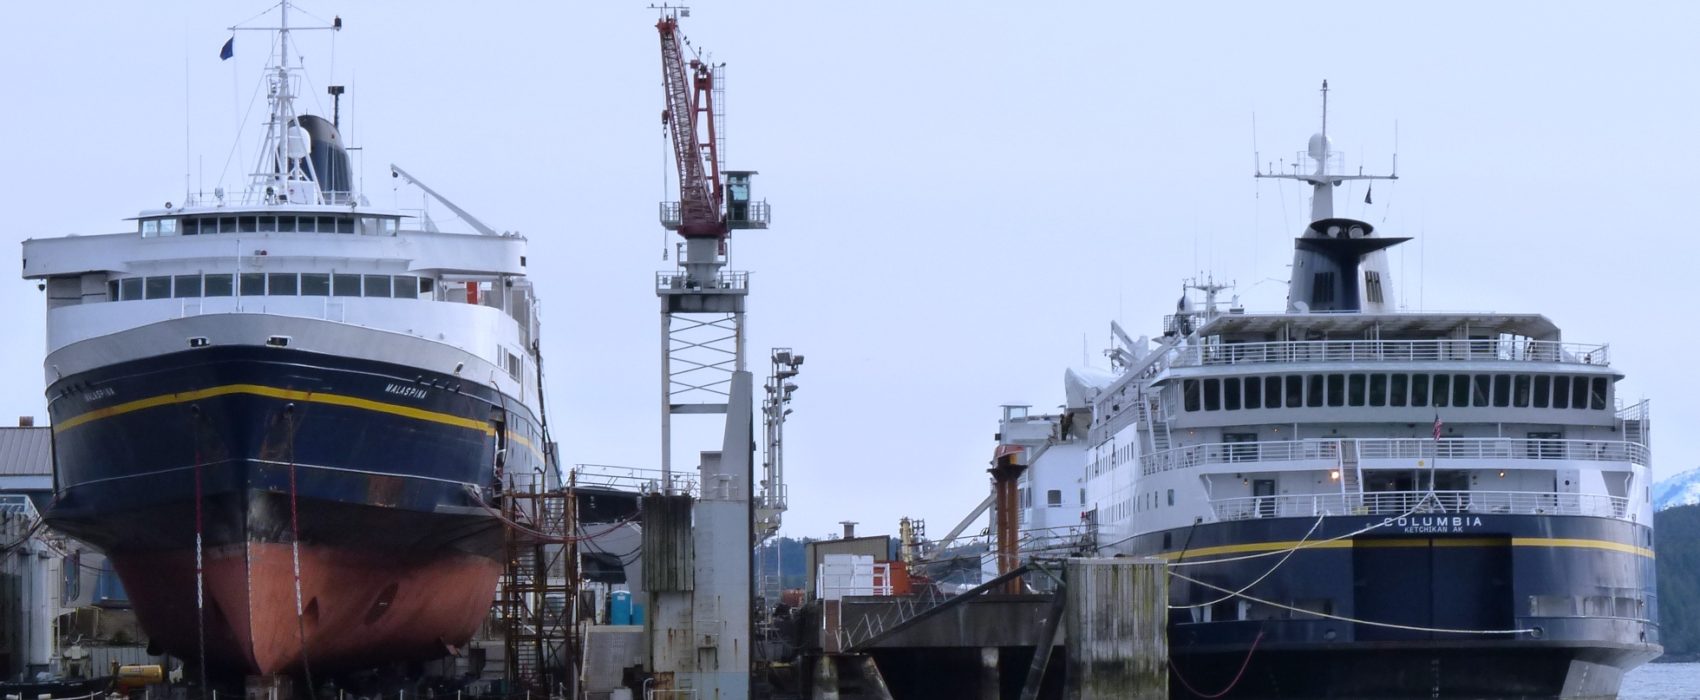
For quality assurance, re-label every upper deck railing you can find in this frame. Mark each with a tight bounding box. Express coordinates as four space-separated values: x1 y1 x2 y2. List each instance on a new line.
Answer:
1141 437 1648 476
1169 339 1609 369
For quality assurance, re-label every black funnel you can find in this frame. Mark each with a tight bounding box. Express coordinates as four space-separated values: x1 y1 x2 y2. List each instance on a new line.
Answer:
1290 218 1409 312
294 114 352 196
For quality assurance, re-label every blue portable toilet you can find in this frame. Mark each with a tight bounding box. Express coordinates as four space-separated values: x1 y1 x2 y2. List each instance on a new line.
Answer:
609 590 633 625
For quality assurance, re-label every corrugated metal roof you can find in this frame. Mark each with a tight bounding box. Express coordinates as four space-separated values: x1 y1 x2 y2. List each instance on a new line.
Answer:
0 427 52 476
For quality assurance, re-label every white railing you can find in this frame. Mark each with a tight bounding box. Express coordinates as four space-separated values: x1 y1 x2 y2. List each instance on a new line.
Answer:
1357 438 1649 465
569 463 699 496
1170 339 1609 368
1142 437 1647 476
655 270 749 292
1210 489 1629 521
1141 439 1342 475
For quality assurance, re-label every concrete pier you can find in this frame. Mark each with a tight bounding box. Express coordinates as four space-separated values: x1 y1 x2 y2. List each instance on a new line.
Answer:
1063 558 1167 700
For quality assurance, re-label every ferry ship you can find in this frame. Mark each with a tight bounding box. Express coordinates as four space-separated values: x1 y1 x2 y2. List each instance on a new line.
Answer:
1001 84 1658 698
19 4 548 676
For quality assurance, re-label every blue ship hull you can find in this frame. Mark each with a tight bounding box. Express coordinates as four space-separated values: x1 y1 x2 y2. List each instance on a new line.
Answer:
1127 513 1659 698
42 345 545 673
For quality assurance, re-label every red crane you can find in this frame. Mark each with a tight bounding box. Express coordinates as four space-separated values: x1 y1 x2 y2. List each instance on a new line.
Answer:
656 13 725 239
656 10 765 241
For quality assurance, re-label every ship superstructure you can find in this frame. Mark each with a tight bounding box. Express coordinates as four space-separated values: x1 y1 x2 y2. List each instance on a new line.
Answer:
19 3 549 676
1042 83 1658 698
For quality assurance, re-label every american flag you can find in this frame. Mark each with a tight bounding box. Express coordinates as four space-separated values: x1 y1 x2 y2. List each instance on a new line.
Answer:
1433 414 1444 441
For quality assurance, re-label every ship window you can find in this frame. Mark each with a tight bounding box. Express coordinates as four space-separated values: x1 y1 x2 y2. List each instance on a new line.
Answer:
173 275 202 298
1571 376 1588 409
1432 374 1451 407
1456 374 1474 407
144 276 171 299
364 275 393 298
1347 374 1366 407
319 216 338 233
1183 379 1201 412
394 276 419 299
277 216 298 232
419 277 434 296
1368 374 1387 406
120 277 142 301
1264 377 1281 408
1390 374 1408 407
333 273 361 297
1533 375 1551 408
1589 377 1608 410
1047 490 1063 507
237 272 264 296
1167 489 1175 506
1203 378 1221 411
1552 376 1571 409
258 216 277 232
1365 270 1384 304
1306 375 1324 407
1528 594 1576 616
218 217 236 233
107 280 118 300
1492 374 1512 407
1513 375 1532 408
1286 375 1304 407
141 220 158 236
1411 374 1430 407
1244 376 1262 408
158 218 178 235
1472 375 1492 407
336 217 355 234
267 273 298 296
1326 374 1345 407
1224 378 1242 410
298 217 317 233
301 273 331 296
239 216 258 233
181 218 201 235
204 274 233 297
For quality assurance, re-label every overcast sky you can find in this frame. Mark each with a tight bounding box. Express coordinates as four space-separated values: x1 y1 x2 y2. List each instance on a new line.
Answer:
2 2 1695 540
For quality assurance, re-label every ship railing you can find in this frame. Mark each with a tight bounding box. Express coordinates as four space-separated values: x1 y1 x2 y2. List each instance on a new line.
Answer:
1141 439 1342 476
1209 489 1629 521
1357 438 1649 466
1169 339 1610 368
1142 437 1647 476
569 463 699 497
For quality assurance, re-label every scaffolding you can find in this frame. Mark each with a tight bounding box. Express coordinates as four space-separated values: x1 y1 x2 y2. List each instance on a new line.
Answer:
500 480 579 696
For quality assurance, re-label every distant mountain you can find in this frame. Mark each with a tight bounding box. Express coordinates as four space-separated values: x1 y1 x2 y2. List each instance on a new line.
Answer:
1653 468 1700 512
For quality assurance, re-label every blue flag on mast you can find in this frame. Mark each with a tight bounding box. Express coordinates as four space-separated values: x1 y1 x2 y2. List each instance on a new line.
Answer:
219 37 234 61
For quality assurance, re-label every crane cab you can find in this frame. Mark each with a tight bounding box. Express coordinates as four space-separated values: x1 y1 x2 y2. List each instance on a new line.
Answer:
724 171 770 230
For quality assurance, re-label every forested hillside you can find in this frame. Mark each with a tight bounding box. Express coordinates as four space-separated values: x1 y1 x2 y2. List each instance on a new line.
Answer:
1655 504 1700 657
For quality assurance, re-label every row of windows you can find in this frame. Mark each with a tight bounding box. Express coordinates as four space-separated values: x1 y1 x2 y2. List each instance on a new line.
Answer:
1181 373 1610 413
141 215 399 236
110 273 431 301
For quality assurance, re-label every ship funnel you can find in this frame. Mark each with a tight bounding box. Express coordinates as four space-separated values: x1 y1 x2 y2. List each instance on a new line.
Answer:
294 115 353 197
1287 217 1409 313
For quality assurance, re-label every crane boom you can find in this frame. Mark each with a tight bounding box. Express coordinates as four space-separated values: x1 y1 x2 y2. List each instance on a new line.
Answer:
657 16 724 238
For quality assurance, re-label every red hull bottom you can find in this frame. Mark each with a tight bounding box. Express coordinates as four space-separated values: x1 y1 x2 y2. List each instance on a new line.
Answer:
113 543 502 675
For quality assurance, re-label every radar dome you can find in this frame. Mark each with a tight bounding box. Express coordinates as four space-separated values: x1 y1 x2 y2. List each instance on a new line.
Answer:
1307 133 1332 162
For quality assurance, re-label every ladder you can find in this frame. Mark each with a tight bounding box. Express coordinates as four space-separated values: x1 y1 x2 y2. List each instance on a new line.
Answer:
1338 439 1361 513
